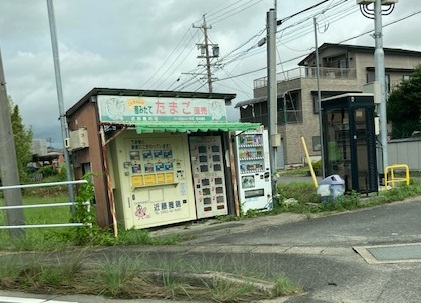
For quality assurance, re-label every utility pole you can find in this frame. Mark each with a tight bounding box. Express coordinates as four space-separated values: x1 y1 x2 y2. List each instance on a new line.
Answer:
374 0 388 171
46 0 75 203
313 17 325 178
194 15 219 93
0 44 25 237
46 137 53 149
267 9 277 176
358 0 397 174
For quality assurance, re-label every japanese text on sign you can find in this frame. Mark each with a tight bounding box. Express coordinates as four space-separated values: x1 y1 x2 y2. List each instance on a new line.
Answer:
98 96 227 122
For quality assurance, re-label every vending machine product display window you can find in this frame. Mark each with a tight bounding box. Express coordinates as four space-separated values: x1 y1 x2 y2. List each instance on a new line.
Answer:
235 127 272 214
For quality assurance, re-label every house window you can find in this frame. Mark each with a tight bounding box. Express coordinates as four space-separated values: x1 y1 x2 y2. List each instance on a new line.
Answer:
279 91 302 124
313 95 320 114
312 136 321 151
403 75 411 81
366 71 375 84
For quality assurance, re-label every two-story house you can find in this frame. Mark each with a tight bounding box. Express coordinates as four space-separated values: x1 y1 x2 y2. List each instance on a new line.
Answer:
236 43 421 169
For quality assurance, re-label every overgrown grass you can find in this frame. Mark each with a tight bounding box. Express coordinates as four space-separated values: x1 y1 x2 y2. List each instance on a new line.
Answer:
0 210 183 252
277 167 309 177
272 179 421 215
2 172 421 301
0 253 303 302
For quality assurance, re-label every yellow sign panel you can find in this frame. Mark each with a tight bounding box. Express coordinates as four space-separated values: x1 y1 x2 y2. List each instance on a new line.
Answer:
156 173 165 184
144 174 156 185
166 173 174 183
131 175 143 187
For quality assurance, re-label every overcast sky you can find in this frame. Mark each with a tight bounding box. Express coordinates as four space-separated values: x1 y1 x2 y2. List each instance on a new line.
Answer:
0 0 420 148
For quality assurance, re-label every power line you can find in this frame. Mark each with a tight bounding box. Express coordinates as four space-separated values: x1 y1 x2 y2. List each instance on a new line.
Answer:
141 27 193 88
214 0 354 70
148 30 200 89
213 8 421 83
215 27 265 64
219 67 252 98
209 0 263 25
337 8 421 44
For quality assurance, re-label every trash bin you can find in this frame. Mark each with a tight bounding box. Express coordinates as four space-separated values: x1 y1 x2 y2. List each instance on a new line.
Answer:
317 174 345 202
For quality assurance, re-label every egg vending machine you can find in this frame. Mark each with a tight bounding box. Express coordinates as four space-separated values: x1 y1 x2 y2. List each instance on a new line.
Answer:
235 127 272 214
114 133 197 230
189 136 228 219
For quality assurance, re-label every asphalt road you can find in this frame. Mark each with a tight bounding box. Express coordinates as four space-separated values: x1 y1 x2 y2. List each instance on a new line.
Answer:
2 197 421 303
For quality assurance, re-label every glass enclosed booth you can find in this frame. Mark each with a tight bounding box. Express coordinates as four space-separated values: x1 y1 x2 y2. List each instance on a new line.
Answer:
321 93 378 194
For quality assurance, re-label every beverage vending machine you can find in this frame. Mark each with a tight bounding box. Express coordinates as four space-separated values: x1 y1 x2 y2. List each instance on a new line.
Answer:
235 127 272 214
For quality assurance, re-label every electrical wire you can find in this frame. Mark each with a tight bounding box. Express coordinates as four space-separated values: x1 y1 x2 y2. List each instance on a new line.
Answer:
140 27 193 88
215 0 355 69
219 67 253 98
215 27 265 64
148 30 200 89
209 0 263 25
196 0 254 23
158 1 348 92
173 69 206 91
149 0 350 92
337 9 421 44
213 8 421 84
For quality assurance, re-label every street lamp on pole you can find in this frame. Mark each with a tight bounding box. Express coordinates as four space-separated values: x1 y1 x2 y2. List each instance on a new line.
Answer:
357 0 397 175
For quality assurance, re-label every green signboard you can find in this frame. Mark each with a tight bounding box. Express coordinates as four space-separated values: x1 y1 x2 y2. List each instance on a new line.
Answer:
97 95 227 123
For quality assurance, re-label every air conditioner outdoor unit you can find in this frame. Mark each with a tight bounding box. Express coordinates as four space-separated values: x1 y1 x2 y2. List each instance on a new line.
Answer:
69 128 89 151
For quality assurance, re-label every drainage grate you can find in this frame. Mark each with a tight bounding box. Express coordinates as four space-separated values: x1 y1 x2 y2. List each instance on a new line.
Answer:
354 243 421 264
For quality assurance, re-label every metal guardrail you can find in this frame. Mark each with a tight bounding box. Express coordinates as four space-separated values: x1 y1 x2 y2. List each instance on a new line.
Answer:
0 180 92 230
384 164 410 190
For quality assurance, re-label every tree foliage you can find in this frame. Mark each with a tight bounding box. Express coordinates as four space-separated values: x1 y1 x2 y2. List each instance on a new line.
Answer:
387 65 421 139
9 97 33 182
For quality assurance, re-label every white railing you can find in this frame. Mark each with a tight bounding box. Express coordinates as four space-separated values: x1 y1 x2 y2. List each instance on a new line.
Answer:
0 180 92 230
253 67 357 89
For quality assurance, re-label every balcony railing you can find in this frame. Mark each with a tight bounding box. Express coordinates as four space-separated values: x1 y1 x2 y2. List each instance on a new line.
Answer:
239 110 303 126
254 67 357 89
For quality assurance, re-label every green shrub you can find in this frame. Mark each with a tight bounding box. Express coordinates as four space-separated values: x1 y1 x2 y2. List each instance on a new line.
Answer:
277 182 319 204
34 165 57 178
311 160 322 170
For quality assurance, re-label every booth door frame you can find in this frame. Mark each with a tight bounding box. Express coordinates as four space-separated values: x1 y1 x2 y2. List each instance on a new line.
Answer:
322 100 377 193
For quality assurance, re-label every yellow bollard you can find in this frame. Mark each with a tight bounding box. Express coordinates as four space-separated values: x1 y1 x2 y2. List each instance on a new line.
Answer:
301 136 318 188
